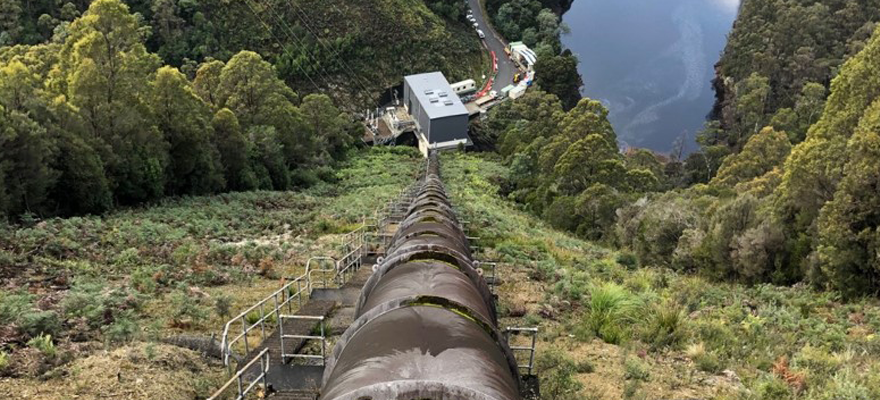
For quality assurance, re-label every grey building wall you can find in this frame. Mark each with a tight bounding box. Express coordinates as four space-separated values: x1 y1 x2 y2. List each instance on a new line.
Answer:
430 115 469 144
403 73 470 145
403 83 431 140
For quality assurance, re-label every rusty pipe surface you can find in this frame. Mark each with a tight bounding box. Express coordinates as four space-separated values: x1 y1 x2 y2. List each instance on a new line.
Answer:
320 153 520 400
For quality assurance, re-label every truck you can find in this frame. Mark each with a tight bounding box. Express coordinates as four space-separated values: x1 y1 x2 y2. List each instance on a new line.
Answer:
474 91 497 107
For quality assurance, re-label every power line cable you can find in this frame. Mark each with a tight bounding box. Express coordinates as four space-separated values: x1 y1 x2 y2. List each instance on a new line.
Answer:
285 1 374 96
241 0 323 92
252 0 345 92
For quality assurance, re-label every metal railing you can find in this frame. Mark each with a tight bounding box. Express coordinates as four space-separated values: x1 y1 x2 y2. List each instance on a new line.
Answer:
506 327 539 375
219 227 371 370
207 348 270 400
219 274 310 370
279 315 327 366
475 261 499 294
306 256 338 292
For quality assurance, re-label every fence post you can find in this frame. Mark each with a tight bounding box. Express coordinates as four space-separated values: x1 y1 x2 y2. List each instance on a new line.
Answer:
242 316 249 355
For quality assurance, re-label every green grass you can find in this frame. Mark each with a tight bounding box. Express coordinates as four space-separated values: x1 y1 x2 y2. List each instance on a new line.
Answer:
439 151 880 400
585 283 641 345
0 147 421 377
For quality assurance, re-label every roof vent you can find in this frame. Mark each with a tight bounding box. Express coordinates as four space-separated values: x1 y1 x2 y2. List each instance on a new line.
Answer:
438 91 448 97
444 100 454 106
429 97 439 103
424 89 435 95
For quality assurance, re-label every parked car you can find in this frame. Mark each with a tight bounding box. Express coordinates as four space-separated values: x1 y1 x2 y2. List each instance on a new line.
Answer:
473 22 479 29
477 29 485 39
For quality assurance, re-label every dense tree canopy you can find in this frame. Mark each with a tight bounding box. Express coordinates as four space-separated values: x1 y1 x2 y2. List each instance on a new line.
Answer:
485 92 661 239
0 0 358 220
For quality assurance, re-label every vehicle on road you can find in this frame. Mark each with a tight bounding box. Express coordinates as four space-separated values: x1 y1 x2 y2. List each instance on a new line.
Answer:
473 22 479 29
477 29 485 39
451 79 477 95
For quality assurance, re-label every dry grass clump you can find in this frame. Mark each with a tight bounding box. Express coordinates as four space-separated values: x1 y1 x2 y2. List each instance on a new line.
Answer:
0 343 224 400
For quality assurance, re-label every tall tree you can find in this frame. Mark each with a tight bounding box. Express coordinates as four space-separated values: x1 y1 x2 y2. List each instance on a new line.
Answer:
0 107 57 217
0 0 22 45
816 99 880 296
533 50 582 110
299 93 355 164
218 51 304 168
211 108 256 191
775 28 880 280
713 127 791 188
149 66 223 195
58 0 168 204
193 59 224 110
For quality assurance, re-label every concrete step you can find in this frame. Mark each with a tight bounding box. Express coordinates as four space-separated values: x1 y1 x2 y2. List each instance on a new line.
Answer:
270 389 319 400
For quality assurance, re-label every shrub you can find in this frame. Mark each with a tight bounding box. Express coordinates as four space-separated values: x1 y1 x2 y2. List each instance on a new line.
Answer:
792 345 841 387
639 303 687 351
0 291 34 324
103 311 139 343
130 265 159 293
214 295 232 319
584 283 640 344
616 250 639 270
753 375 792 400
27 334 56 358
113 247 141 270
575 359 594 374
687 343 722 373
818 368 873 400
536 348 585 400
169 288 209 328
1 290 62 337
623 357 650 381
0 351 8 372
19 311 62 337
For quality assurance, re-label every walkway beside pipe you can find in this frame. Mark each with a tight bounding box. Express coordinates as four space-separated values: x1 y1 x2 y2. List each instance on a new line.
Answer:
208 154 538 400
318 153 523 400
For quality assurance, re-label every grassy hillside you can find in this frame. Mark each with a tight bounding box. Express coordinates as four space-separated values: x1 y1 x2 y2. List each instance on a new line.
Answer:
441 152 880 400
0 148 422 399
3 147 878 399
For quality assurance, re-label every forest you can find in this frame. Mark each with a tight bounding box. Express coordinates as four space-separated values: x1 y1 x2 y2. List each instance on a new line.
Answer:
0 0 492 220
481 0 880 297
2 0 880 398
0 0 362 219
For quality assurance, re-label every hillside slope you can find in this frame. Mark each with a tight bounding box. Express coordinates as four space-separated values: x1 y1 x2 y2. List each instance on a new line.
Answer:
441 152 880 400
2 0 487 105
0 148 422 399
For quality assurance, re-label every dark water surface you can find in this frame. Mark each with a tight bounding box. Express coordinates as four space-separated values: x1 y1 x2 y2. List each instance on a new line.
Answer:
562 0 739 153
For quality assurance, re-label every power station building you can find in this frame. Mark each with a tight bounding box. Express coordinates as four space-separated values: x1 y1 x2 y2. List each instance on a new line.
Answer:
403 72 471 150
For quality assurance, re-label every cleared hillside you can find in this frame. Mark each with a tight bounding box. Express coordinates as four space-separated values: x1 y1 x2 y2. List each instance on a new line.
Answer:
0 148 422 399
441 152 880 400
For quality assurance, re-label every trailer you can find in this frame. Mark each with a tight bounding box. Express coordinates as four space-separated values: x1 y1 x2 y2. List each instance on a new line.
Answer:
450 79 477 95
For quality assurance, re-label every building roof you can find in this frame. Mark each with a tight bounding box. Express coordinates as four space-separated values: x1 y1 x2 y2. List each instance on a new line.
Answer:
404 72 469 120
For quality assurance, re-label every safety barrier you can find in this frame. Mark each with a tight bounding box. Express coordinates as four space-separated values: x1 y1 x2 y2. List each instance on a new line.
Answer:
219 274 309 370
476 261 499 294
279 315 326 366
219 216 387 371
207 348 270 400
506 327 539 375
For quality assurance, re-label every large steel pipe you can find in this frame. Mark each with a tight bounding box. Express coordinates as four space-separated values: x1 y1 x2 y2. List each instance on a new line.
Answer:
321 299 520 400
320 154 520 400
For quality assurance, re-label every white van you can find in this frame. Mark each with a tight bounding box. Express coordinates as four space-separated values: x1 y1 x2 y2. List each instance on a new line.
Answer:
477 30 485 39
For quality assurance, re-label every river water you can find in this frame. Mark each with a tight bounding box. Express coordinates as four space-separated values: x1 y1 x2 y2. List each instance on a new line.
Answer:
561 0 739 153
